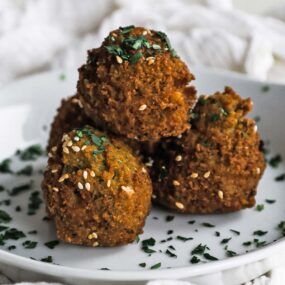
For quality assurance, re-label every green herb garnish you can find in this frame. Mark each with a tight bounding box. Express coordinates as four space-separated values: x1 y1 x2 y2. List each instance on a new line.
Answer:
275 173 285 181
201 222 215 228
0 210 12 223
191 244 209 255
269 154 282 168
139 262 146 268
4 228 25 240
203 253 218 261
221 238 232 244
45 240 60 249
41 256 53 263
16 144 44 161
0 159 12 173
255 204 264 212
9 182 32 196
150 262 161 270
190 256 201 264
230 229 240 236
22 240 37 249
176 235 193 242
253 230 267 236
16 165 33 176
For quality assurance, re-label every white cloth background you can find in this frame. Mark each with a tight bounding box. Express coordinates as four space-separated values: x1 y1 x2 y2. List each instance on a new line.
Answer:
1 0 285 284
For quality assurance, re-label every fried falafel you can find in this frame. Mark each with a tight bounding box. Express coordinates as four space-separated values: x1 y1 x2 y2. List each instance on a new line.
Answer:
77 26 196 141
42 126 152 246
151 87 266 214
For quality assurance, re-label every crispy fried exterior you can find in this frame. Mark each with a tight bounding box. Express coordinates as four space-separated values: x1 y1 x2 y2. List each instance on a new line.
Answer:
47 95 92 151
77 26 196 141
151 87 266 214
42 126 152 247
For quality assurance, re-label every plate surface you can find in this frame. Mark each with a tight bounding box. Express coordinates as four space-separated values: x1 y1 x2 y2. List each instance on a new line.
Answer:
0 68 285 282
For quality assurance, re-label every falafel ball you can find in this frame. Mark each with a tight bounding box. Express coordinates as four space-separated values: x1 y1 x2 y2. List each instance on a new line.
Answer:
47 95 92 151
151 87 266 214
42 126 152 247
47 94 157 158
77 25 196 141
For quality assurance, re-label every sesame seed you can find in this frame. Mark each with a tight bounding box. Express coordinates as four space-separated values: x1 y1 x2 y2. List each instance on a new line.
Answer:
121 186 134 195
93 241 99 247
142 167 147 173
48 152 53 158
83 170 88 179
51 146 57 153
58 174 69 183
88 232 98 239
67 140 73 147
173 180 180 186
152 194 157 199
81 145 87 151
116 55 123 64
175 155 182 162
139 104 147 111
146 57 155 65
142 30 148 36
177 134 182 139
52 187 59 192
62 134 70 142
51 168 58 173
254 125 258 132
175 202 184 209
203 171 211 178
72 98 83 108
218 190 224 200
72 146 80 152
77 182 84 190
190 172 198 179
90 171 95 177
63 147 69 154
74 136 80 142
107 180 111 188
256 167 261 174
85 182 91 191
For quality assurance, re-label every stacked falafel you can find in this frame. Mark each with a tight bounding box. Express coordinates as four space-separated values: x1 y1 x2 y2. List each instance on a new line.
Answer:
42 26 266 247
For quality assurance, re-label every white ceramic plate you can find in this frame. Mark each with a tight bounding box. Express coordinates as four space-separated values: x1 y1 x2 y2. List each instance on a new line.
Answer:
0 67 285 284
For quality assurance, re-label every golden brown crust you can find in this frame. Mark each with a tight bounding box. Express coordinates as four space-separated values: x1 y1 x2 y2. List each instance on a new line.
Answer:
47 95 92 151
151 87 266 214
77 26 196 141
42 126 152 247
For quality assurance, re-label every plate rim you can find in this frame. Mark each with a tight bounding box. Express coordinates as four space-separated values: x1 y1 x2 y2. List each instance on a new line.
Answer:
0 69 285 281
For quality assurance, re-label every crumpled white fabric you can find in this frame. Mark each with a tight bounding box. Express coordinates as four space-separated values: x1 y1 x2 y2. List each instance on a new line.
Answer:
0 0 285 87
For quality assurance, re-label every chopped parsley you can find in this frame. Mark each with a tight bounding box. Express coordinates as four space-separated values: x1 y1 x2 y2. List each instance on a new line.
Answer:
226 250 237 257
142 238 156 247
139 262 146 268
203 253 218 261
221 238 232 244
0 185 4 192
191 244 209 255
230 229 240 236
265 199 276 204
255 204 264 212
275 173 285 182
215 231 221 237
22 240 37 249
167 230 173 235
269 154 282 168
16 165 33 176
0 210 12 223
165 249 177 258
150 262 161 270
27 191 43 215
9 182 33 196
176 235 193 242
188 220 196 225
210 114 220 122
0 159 12 173
45 240 60 249
262 86 270 93
0 226 8 232
4 228 25 240
59 73 66 81
243 241 252 247
16 144 44 161
190 256 201 264
8 245 16 251
166 215 175 222
41 256 53 263
28 230 37 235
253 230 268 236
201 222 215 228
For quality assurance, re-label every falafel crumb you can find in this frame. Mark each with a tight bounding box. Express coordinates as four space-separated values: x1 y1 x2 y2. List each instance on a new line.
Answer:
121 185 134 195
218 190 224 200
139 104 147 111
175 202 184 209
173 180 180 186
203 171 211 178
190 172 199 179
85 182 91 191
146 57 155 65
90 170 96 177
58 174 69 182
72 146 81 152
175 155 182 162
77 182 84 190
